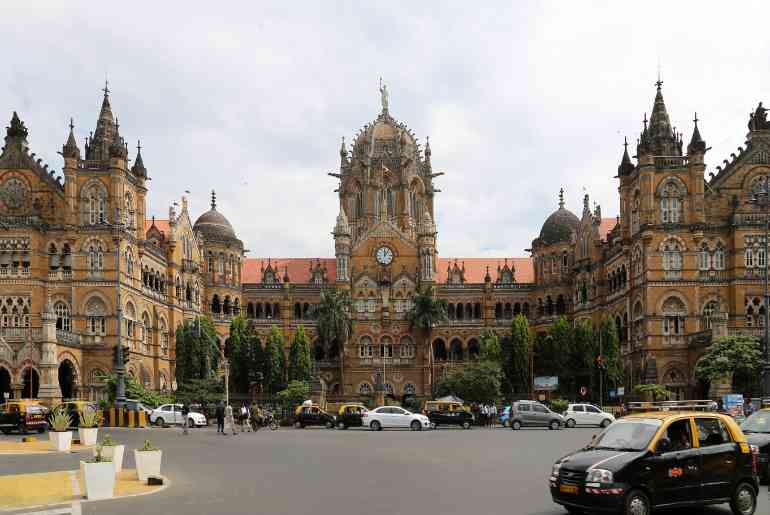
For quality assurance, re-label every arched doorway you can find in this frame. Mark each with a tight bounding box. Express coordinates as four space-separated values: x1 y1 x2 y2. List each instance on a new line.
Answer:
58 360 76 400
432 339 447 361
0 367 11 400
21 367 39 399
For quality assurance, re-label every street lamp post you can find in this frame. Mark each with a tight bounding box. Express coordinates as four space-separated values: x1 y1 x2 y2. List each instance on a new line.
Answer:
750 177 770 398
105 208 127 406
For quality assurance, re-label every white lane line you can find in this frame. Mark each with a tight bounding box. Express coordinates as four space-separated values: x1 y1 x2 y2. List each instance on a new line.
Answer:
16 507 70 515
70 502 81 515
68 470 80 499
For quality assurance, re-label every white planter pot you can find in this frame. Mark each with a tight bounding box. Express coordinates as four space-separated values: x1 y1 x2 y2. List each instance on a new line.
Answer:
48 431 72 452
78 427 98 446
134 449 162 482
97 444 125 475
80 460 116 500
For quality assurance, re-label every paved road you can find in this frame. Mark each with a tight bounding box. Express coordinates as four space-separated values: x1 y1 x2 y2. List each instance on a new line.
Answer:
2 425 767 515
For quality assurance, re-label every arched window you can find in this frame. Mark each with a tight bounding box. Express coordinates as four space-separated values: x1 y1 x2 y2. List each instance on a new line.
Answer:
88 242 104 274
385 187 395 217
54 301 70 331
662 297 686 336
404 383 416 395
211 294 221 314
86 297 107 335
124 192 135 228
125 248 134 277
663 240 683 272
358 336 373 358
380 336 393 358
449 338 463 361
631 191 641 234
745 246 754 268
142 312 152 353
88 186 106 225
660 182 683 223
703 300 719 330
713 244 725 270
698 243 710 271
358 382 372 395
632 246 643 277
399 336 414 358
125 302 136 339
160 318 169 356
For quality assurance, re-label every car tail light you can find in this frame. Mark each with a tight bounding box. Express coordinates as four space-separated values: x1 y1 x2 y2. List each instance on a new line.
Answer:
750 445 759 474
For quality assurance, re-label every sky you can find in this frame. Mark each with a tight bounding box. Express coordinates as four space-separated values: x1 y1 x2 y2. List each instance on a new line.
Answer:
2 1 769 259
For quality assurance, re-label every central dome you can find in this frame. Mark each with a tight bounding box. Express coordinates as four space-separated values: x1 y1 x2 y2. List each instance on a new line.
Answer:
193 191 237 242
538 192 579 245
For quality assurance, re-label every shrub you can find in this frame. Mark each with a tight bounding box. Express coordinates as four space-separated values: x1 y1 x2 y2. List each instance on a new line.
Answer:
550 399 569 414
78 406 100 428
49 406 72 432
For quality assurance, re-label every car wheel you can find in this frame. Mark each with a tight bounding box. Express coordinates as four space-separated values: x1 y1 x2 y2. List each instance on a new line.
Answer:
430 422 437 429
188 418 196 428
729 481 756 515
511 420 521 430
549 420 560 430
370 420 381 431
337 421 346 430
462 421 471 430
566 418 576 428
564 507 584 514
1 428 10 435
600 419 612 428
155 417 165 427
623 489 650 515
411 420 422 431
294 421 302 429
325 420 334 429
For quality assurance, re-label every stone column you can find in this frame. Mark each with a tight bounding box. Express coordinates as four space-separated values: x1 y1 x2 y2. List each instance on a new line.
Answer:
37 299 62 406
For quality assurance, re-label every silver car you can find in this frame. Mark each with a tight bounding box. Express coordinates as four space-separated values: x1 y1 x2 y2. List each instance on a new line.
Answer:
508 400 564 430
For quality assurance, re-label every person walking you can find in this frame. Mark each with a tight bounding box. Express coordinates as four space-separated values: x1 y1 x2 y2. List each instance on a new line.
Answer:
181 402 190 435
241 403 251 432
489 403 497 429
225 402 238 435
480 404 488 428
215 400 225 434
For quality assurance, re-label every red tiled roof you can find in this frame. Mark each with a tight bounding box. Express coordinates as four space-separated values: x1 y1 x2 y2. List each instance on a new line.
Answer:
242 256 534 284
144 218 171 240
599 217 618 241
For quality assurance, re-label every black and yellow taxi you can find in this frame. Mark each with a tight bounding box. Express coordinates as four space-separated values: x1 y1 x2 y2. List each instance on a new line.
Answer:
741 404 770 482
54 400 103 429
0 399 48 434
423 400 474 429
335 403 367 430
550 406 760 515
293 403 335 429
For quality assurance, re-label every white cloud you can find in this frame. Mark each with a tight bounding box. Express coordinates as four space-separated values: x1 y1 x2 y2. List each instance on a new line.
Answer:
2 1 769 258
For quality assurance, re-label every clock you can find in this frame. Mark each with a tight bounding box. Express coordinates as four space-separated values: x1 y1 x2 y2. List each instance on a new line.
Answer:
375 246 394 266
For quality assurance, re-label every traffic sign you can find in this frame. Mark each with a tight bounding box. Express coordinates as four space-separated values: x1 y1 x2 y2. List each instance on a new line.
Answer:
580 386 587 397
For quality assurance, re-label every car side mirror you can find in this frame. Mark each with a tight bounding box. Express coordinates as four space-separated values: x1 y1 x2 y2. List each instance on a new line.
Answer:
656 438 671 454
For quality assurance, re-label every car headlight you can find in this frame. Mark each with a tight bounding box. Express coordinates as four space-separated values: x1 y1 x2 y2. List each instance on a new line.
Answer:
586 469 613 483
551 462 561 477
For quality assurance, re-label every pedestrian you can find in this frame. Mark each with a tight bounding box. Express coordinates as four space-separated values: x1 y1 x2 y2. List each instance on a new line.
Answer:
481 404 488 427
215 400 225 434
241 403 251 432
225 402 238 435
181 402 190 435
489 403 497 429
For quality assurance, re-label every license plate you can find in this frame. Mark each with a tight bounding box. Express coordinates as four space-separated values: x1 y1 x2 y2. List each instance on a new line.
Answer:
559 484 579 495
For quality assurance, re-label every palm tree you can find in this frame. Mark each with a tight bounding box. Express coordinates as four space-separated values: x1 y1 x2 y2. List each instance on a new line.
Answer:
314 288 353 395
407 285 448 396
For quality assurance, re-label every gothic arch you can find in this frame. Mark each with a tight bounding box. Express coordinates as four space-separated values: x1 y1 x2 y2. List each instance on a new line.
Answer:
739 166 770 191
78 290 112 314
656 291 689 314
658 234 687 252
660 362 688 386
57 351 81 380
655 175 689 196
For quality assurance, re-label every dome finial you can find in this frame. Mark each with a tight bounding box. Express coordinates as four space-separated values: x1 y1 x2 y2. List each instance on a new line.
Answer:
378 77 389 113
102 78 110 98
558 188 564 209
211 189 217 210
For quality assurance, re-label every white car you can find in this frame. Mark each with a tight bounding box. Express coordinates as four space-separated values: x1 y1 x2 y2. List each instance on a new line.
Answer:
362 406 431 431
563 403 615 428
149 403 207 427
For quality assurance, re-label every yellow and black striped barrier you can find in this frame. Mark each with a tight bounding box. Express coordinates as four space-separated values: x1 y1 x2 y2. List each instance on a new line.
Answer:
105 407 147 428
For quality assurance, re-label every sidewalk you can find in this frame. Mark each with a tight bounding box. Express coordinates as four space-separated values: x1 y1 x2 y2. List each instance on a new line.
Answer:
0 469 164 511
0 440 92 455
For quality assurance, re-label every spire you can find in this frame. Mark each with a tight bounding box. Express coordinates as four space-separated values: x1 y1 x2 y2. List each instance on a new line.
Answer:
109 116 127 159
283 265 290 283
583 193 590 216
87 82 116 160
210 190 217 210
644 80 681 156
425 136 432 160
484 265 491 283
62 117 80 159
558 188 565 209
687 112 706 155
334 205 350 236
618 137 635 176
131 140 146 176
339 136 348 165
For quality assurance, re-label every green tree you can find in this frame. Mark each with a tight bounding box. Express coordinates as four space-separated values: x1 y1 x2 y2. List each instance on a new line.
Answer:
407 286 448 394
102 373 173 408
263 325 286 394
277 380 311 411
634 383 671 401
502 314 531 395
175 317 220 386
433 360 501 404
175 377 225 406
566 319 595 397
314 289 353 384
226 316 251 393
695 336 764 383
288 325 312 382
480 329 502 363
535 316 570 379
597 317 622 386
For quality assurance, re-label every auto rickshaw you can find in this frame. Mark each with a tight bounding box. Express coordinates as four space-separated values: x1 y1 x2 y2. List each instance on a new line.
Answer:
336 403 367 429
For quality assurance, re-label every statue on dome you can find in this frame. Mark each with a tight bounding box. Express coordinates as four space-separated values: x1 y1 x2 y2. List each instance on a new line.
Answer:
379 77 389 112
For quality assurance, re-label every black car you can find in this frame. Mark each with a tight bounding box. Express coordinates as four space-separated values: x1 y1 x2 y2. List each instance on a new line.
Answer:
550 412 759 515
293 404 335 429
335 403 367 429
741 408 770 482
423 401 474 429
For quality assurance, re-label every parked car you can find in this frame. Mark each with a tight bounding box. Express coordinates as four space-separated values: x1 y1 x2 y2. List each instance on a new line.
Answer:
54 400 102 428
294 404 335 429
563 403 615 428
550 411 760 515
741 407 770 482
509 400 564 430
335 403 367 429
0 400 48 434
149 403 206 427
423 400 474 429
362 406 430 431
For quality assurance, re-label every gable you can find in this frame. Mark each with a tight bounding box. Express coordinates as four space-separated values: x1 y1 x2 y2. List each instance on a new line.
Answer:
351 219 417 253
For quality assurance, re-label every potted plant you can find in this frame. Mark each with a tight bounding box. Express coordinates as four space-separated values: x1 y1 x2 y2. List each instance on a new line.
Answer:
95 435 125 475
77 406 99 446
80 445 115 500
48 406 73 451
134 439 162 481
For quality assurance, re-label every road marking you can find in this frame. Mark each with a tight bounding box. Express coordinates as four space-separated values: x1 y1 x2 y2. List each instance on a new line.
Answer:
67 471 80 498
14 507 70 515
70 502 81 515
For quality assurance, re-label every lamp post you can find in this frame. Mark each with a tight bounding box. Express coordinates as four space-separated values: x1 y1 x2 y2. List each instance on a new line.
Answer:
103 209 126 405
750 177 770 398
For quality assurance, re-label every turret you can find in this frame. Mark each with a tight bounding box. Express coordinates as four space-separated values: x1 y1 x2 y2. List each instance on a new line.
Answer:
618 137 635 176
131 140 147 177
687 113 706 158
62 118 80 160
3 111 29 152
86 82 115 161
334 207 351 283
418 209 436 282
62 118 80 225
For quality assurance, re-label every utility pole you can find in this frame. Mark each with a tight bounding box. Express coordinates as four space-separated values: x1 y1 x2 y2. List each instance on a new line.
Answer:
599 327 603 408
109 208 126 406
224 358 230 406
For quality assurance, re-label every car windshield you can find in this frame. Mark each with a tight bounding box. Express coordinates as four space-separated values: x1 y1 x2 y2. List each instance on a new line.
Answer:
589 418 661 451
741 411 770 433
